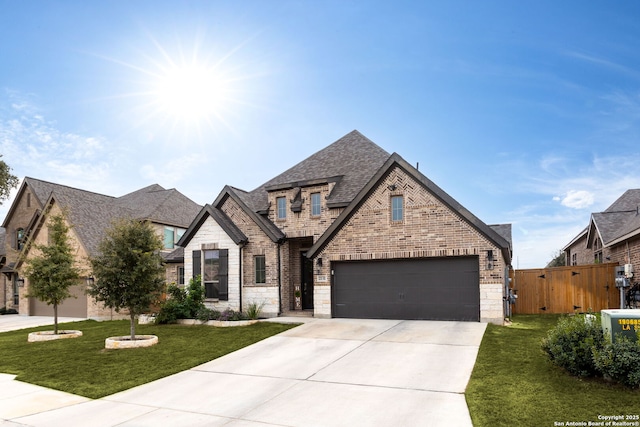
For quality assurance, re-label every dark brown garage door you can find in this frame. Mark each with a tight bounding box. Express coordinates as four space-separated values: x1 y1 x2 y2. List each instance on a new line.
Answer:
332 257 480 321
29 284 87 317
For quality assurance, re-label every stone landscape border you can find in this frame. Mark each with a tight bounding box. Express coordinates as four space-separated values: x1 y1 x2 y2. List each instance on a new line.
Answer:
27 330 83 342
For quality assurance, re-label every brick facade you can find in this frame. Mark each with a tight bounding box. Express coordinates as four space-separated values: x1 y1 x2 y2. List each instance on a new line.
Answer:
16 203 114 319
179 133 511 324
2 184 38 311
314 166 507 323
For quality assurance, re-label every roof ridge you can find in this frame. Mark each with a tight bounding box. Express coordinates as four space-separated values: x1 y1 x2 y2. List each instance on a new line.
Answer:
25 176 115 199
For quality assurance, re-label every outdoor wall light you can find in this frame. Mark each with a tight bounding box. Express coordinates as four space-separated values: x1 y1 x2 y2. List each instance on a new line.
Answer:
316 258 323 267
16 276 24 287
85 276 95 286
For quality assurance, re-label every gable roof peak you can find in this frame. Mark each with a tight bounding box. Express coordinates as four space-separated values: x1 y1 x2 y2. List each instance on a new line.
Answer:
244 130 390 212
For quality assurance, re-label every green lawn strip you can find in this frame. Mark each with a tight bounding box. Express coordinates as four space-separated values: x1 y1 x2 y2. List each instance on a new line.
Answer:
0 320 297 399
466 315 639 427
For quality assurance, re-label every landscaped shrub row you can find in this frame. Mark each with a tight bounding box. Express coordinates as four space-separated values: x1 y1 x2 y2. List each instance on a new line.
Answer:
0 307 18 315
155 277 206 324
155 276 261 324
542 314 640 388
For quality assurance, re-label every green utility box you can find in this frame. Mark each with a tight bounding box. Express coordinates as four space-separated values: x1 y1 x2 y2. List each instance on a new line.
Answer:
601 309 640 343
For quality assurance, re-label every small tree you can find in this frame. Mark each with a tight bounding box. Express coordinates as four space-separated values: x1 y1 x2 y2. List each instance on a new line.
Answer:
24 213 81 334
0 155 19 203
546 250 566 268
88 218 165 340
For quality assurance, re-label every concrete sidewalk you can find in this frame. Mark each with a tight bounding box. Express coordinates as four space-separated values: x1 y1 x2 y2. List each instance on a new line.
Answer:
0 316 485 427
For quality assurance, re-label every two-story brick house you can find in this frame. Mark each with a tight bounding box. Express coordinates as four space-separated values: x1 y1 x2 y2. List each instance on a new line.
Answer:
178 131 513 324
0 177 201 317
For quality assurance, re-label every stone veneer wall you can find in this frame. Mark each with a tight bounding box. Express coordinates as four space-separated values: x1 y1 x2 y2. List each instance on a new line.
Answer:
314 166 507 324
183 215 241 312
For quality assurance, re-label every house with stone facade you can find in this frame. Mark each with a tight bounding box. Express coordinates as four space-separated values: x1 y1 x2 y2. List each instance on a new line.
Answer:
0 177 200 317
178 131 513 324
564 189 640 271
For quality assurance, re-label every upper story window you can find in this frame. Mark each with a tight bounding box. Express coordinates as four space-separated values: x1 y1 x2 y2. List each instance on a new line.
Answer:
16 228 24 250
163 226 186 249
391 196 404 222
164 226 175 249
311 193 321 217
277 197 287 220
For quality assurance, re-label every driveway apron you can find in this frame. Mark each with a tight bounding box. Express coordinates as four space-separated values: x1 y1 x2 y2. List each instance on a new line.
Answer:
3 317 486 427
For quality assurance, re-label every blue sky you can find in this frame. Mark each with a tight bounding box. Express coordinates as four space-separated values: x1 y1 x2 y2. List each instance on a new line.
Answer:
1 1 640 268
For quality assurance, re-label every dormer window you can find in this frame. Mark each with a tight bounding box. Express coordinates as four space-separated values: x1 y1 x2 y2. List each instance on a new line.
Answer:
277 197 287 220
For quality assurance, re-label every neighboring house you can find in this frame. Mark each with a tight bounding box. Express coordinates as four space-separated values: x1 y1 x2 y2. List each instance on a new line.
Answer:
564 189 640 271
178 130 513 324
0 177 201 317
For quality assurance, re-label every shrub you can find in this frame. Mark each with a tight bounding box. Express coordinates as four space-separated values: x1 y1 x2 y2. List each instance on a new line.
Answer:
195 307 221 322
541 314 605 377
156 277 206 324
218 308 249 322
593 333 640 388
245 301 265 320
0 307 18 315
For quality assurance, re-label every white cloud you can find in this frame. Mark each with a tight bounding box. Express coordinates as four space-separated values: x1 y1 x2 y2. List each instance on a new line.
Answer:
560 190 595 209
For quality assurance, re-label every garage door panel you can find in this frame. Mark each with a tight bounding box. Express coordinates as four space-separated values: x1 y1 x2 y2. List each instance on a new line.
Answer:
332 257 480 321
30 284 87 318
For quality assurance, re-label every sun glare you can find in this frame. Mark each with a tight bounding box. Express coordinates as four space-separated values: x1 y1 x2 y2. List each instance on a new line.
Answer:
154 65 228 123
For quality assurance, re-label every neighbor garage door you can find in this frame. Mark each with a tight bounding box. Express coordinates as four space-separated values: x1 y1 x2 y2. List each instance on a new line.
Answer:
332 257 480 321
29 284 87 318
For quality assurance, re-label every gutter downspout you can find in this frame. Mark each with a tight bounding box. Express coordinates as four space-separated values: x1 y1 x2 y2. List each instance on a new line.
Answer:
239 244 243 313
277 239 283 315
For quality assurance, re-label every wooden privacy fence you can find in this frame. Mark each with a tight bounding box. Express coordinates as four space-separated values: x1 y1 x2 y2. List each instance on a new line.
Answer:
512 263 620 314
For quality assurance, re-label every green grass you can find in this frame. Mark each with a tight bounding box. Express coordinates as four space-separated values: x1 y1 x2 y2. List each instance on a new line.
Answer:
0 320 297 399
466 315 640 427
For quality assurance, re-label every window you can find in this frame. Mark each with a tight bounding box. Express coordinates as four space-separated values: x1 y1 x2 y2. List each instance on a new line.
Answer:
177 266 185 285
571 253 577 266
163 226 186 249
391 196 404 222
277 197 287 220
195 249 229 300
16 228 24 250
12 276 19 306
255 255 266 284
27 193 31 208
164 226 175 249
311 193 321 217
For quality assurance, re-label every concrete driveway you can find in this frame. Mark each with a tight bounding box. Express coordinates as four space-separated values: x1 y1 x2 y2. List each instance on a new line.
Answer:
1 317 486 427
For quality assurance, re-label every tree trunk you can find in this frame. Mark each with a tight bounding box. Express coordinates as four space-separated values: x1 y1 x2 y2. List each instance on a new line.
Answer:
130 311 136 340
54 304 58 334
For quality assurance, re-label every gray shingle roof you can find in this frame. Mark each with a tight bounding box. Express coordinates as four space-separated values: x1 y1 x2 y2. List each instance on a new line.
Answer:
22 177 201 256
590 189 640 246
244 130 390 212
489 224 513 249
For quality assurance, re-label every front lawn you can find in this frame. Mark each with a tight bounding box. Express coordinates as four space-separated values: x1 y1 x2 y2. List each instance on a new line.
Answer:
466 315 639 427
0 320 297 398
